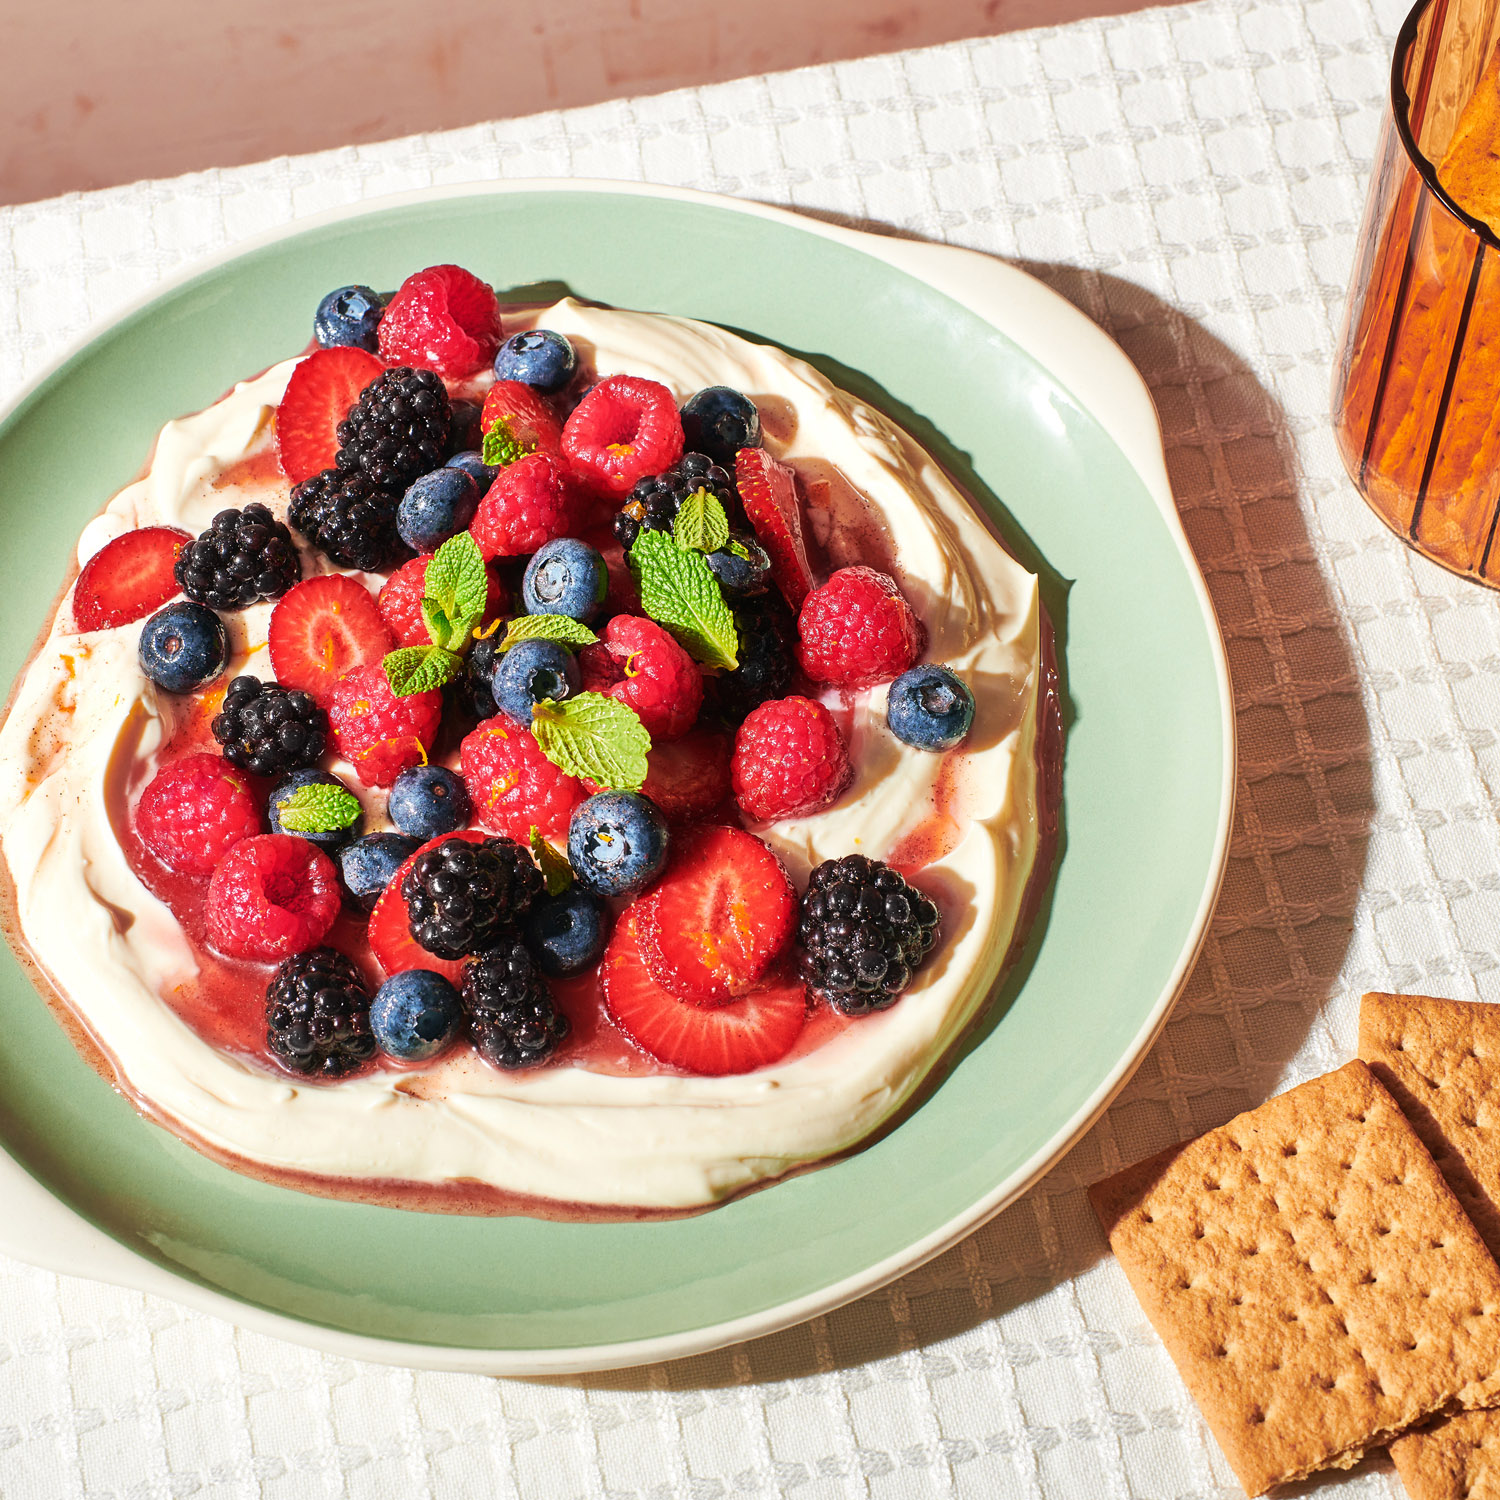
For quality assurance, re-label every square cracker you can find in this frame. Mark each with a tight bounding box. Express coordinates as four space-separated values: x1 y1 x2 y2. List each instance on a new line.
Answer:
1089 1060 1500 1497
1361 992 1500 1500
1391 1410 1500 1500
1360 991 1500 1258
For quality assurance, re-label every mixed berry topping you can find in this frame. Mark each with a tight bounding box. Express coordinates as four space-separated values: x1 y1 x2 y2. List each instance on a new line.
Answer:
212 675 328 777
100 263 983 1087
175 503 300 611
266 948 377 1077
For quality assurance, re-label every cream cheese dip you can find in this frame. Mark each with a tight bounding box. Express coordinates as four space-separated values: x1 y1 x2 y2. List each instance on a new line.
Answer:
0 300 1046 1213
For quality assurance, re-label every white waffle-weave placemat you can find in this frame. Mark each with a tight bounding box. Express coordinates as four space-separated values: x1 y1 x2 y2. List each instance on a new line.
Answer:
0 0 1453 1492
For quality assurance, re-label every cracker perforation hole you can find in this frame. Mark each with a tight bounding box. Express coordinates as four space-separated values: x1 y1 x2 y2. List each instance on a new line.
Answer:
1249 1408 1266 1425
1281 1143 1299 1157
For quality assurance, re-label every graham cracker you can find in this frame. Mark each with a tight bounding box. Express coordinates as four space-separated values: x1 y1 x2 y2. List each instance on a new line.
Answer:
1089 1060 1500 1497
1360 992 1500 1500
1439 40 1500 232
1360 991 1500 1258
1392 1410 1500 1500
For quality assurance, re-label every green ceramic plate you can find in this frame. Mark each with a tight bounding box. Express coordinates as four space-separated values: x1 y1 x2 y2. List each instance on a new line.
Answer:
0 182 1231 1373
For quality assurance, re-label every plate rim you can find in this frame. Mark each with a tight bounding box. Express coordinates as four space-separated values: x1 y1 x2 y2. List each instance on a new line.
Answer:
0 177 1235 1374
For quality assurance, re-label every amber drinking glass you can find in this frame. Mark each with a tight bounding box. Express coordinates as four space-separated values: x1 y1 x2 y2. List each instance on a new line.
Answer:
1334 0 1500 581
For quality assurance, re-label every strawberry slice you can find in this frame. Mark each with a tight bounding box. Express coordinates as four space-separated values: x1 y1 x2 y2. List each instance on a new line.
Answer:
276 346 385 483
735 448 814 609
586 728 732 824
267 574 395 707
72 525 192 631
480 379 563 457
367 829 487 984
635 826 797 1003
602 909 806 1075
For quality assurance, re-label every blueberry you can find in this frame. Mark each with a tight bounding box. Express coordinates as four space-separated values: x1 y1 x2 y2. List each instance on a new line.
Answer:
886 665 976 751
387 764 471 840
493 329 577 394
268 768 364 851
370 970 464 1062
524 887 610 977
448 399 482 454
338 832 420 910
681 387 762 468
137 601 227 694
314 285 383 352
397 467 481 553
567 792 669 897
521 538 608 622
446 449 497 491
705 533 771 598
492 638 580 725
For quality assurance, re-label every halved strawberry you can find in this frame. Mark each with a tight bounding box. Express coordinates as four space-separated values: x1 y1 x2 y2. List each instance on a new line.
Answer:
367 830 487 984
276 346 385 483
601 909 806 1075
480 380 563 457
636 826 797 1003
267 574 395 707
586 728 732 824
735 448 814 609
72 525 192 631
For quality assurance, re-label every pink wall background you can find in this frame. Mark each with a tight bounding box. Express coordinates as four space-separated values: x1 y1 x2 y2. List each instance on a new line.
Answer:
2 0 1151 206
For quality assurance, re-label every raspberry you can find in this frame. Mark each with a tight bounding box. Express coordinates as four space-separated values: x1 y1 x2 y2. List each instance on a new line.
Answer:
579 614 702 742
376 265 501 378
469 452 581 560
796 567 922 688
731 696 853 823
562 375 684 497
459 714 586 842
377 553 506 647
480 380 563 458
206 834 342 961
327 664 442 788
136 753 262 877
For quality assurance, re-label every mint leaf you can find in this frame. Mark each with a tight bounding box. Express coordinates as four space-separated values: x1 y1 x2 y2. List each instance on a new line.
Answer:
726 538 752 561
420 596 452 650
673 487 730 553
529 825 574 896
382 645 464 697
275 782 362 835
628 529 739 671
421 533 488 651
531 692 650 792
498 614 598 653
481 415 535 469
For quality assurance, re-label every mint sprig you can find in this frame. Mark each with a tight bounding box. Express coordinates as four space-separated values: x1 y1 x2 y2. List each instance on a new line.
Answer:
481 415 536 469
673 487 730 554
628 528 739 671
421 532 489 652
383 645 464 697
497 614 598 653
531 692 651 792
529 826 574 896
275 782 362 835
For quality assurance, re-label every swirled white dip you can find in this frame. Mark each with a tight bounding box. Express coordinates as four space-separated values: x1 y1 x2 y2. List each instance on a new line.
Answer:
0 300 1042 1211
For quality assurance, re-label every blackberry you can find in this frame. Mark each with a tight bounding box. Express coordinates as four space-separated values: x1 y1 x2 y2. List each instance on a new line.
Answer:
212 675 328 776
288 467 402 572
707 591 796 725
612 451 738 550
461 941 569 1070
174 503 300 611
401 834 542 961
335 366 452 492
265 947 376 1078
796 855 941 1017
464 633 502 719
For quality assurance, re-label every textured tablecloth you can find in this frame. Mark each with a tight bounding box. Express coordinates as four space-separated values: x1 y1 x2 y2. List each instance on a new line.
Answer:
0 0 1450 1492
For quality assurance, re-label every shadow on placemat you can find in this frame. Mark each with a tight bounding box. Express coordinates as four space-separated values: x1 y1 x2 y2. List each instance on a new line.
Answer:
537 261 1376 1394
